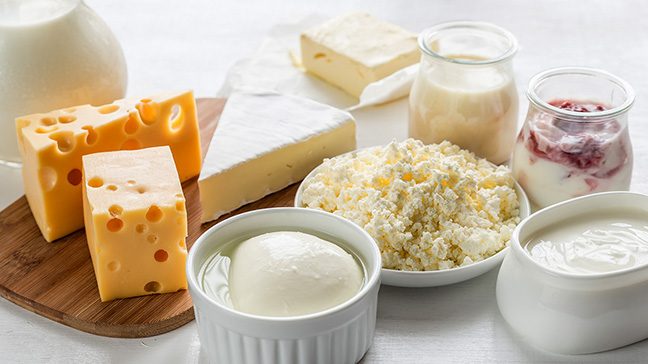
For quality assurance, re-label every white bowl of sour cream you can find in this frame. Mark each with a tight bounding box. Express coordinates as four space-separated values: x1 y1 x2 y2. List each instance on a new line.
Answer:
497 191 648 354
186 207 381 364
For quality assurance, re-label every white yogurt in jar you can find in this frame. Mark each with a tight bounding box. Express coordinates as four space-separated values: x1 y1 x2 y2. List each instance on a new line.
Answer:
409 56 518 164
524 210 648 274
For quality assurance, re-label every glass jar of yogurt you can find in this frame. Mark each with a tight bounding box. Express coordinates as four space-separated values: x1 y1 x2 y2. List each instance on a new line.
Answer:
512 67 634 208
409 21 519 164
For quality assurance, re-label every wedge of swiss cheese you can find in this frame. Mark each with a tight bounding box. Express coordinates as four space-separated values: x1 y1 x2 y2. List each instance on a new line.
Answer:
16 91 201 242
198 90 356 222
82 146 187 302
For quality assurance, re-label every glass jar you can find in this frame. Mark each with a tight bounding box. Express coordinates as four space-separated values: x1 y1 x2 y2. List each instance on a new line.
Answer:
512 67 634 208
0 0 127 166
409 21 519 164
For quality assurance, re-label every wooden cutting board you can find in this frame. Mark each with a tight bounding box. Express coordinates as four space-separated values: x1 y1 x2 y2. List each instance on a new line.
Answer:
0 98 298 338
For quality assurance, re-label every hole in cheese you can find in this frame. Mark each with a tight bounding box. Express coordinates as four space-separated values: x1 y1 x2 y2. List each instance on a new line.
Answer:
106 184 118 191
314 52 327 59
67 169 82 186
121 139 141 150
144 281 161 293
175 200 185 212
145 205 163 222
179 240 186 250
136 186 147 194
154 249 168 262
41 117 56 126
58 115 76 124
147 234 158 244
88 177 104 188
39 167 57 192
98 104 119 114
168 104 183 131
108 205 123 217
106 218 124 232
124 115 139 134
136 101 157 125
35 125 58 134
107 261 120 272
82 125 98 145
49 131 75 153
127 180 136 186
136 224 148 234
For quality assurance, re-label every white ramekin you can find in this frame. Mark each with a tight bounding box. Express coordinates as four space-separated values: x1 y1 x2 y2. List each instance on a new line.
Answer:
187 208 382 364
496 191 648 354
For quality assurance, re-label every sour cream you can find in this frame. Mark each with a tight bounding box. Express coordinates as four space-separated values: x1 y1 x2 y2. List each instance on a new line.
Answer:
524 211 648 274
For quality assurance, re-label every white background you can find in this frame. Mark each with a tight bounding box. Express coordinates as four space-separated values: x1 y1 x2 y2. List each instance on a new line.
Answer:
1 0 648 362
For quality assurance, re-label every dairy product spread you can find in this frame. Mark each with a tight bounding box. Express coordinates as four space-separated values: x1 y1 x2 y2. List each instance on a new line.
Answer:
525 209 648 274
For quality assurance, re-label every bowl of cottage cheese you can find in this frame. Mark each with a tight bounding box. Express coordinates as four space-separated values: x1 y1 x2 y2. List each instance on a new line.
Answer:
295 139 530 287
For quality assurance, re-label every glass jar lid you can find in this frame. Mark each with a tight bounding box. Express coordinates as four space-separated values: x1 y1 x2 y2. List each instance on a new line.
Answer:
527 67 635 122
418 21 517 65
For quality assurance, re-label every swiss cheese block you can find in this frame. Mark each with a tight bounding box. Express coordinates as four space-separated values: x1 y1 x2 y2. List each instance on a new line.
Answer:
301 13 419 97
198 90 356 222
16 91 201 242
82 146 188 302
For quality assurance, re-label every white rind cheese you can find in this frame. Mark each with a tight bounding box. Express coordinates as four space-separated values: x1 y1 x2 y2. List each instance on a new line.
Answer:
198 90 356 222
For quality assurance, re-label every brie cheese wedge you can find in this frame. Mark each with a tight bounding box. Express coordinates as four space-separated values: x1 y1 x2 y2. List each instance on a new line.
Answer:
198 90 356 222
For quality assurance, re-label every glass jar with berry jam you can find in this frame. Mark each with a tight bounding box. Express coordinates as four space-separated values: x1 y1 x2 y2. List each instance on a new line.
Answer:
512 67 635 208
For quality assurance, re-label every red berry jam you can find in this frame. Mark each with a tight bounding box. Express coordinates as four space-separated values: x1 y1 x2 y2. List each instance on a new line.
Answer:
549 99 607 113
522 99 626 177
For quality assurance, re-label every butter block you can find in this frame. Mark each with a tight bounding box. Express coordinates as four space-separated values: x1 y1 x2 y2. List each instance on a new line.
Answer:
16 91 201 242
301 13 419 97
82 146 188 302
198 90 356 222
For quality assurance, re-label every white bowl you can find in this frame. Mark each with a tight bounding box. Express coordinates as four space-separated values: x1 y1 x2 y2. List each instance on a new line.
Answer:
187 208 382 364
295 157 530 288
496 191 648 354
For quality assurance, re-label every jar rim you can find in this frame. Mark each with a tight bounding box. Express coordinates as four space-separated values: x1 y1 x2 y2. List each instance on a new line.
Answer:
418 21 518 65
526 67 635 122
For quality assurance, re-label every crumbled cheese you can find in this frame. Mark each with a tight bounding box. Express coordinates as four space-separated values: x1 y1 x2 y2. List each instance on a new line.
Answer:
301 139 521 271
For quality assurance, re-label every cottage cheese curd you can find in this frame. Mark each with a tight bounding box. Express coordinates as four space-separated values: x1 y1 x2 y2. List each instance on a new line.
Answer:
301 139 521 271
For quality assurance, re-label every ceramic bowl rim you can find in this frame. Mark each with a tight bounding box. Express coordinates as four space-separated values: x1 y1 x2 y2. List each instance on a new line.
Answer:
511 191 648 280
186 207 382 323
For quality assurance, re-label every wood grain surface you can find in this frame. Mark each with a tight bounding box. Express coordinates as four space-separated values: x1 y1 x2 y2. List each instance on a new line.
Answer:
0 98 297 338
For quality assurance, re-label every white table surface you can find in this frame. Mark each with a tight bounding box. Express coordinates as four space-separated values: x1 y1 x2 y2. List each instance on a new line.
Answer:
2 0 648 362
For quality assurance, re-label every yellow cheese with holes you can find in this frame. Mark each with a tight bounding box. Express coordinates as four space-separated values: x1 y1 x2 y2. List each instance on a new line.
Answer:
301 13 419 97
82 146 188 302
16 91 201 242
